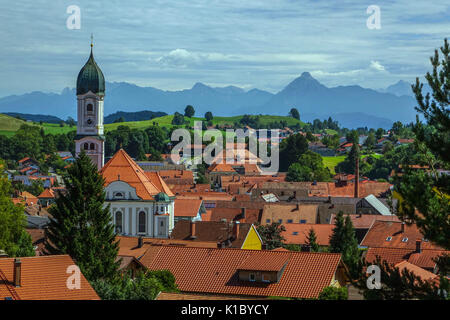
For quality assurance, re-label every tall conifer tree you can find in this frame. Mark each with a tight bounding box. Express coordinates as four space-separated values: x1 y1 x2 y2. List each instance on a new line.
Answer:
45 151 119 281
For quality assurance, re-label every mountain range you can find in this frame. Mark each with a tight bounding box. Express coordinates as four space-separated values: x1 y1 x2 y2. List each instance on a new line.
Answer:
0 73 420 129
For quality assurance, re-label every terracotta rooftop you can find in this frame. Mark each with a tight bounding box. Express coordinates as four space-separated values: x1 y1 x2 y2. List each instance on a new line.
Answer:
365 247 449 270
116 235 218 259
174 199 203 217
140 246 343 299
361 221 444 250
170 220 257 249
209 207 261 224
394 261 438 282
282 224 334 246
261 204 319 225
100 149 174 200
329 214 400 229
0 255 99 300
238 251 289 271
38 188 55 199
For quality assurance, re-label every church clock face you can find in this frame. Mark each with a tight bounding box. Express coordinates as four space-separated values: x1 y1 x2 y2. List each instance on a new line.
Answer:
86 118 94 126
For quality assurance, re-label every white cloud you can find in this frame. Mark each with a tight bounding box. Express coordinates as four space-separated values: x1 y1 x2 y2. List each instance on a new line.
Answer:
370 61 386 72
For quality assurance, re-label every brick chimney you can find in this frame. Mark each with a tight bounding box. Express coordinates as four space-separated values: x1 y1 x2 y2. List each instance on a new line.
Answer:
416 239 422 253
401 222 405 233
138 236 143 248
190 221 197 239
233 221 240 239
241 208 246 219
14 258 21 287
354 156 359 198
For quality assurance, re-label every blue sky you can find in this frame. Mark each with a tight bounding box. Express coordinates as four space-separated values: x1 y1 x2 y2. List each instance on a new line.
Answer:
0 0 448 97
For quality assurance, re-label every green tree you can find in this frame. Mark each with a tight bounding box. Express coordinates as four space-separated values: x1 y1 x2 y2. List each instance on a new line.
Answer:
172 112 186 125
364 132 376 150
256 222 286 250
346 130 359 144
318 286 348 300
329 212 361 279
356 41 450 300
0 162 34 257
289 108 300 120
286 163 312 182
306 228 320 252
184 105 195 118
204 111 213 122
279 133 309 171
335 144 360 174
44 151 119 281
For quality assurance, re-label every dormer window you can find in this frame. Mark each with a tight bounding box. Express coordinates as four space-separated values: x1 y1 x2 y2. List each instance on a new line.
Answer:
113 192 124 199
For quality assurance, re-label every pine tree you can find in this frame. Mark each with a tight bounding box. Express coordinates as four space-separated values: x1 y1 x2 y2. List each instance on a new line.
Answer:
341 215 361 279
44 151 119 281
329 211 345 253
306 228 320 252
330 212 361 279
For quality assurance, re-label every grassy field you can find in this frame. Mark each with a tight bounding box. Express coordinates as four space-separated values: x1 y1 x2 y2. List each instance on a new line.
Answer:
0 114 29 133
322 156 346 174
323 153 383 175
0 113 304 137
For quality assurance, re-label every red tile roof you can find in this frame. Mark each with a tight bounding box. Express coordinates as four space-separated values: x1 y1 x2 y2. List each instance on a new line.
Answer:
174 199 202 217
329 214 400 229
38 188 55 199
140 246 344 298
0 255 99 300
238 251 289 271
100 149 174 200
364 247 449 270
361 221 443 250
282 224 334 246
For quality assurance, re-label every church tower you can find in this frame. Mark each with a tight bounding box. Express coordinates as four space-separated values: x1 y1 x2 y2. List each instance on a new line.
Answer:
74 38 105 170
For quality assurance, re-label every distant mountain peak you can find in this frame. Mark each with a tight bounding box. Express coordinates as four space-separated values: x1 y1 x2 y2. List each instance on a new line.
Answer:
300 71 312 78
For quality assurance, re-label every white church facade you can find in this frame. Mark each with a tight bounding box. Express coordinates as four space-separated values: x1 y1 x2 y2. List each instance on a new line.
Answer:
75 41 175 238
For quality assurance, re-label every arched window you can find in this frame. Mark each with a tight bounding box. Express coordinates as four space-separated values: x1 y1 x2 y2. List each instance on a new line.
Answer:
138 211 146 233
87 104 93 112
83 143 89 150
115 211 123 234
90 143 95 150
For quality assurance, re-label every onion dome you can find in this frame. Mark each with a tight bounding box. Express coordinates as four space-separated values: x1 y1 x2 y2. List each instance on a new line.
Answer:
76 45 105 96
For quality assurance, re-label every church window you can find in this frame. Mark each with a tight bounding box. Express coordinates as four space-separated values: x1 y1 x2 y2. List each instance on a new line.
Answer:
83 143 89 150
87 104 93 113
138 211 146 233
115 211 123 234
90 143 95 150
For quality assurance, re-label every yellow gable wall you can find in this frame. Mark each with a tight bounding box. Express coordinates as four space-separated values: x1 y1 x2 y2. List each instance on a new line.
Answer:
241 226 263 250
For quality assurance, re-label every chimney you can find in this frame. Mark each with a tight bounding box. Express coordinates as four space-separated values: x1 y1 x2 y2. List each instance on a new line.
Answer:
401 222 405 233
354 156 359 198
416 239 422 253
233 221 240 239
138 236 143 248
217 241 222 248
293 191 297 199
295 203 299 211
14 258 21 287
190 221 197 239
241 208 246 219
